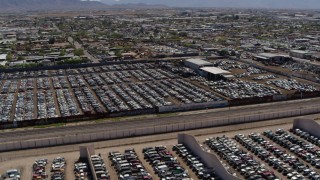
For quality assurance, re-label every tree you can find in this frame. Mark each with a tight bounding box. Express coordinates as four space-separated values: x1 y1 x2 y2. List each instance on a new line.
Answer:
74 48 84 56
6 52 13 61
299 46 307 51
48 37 55 44
219 49 229 57
179 32 188 37
115 50 122 58
17 56 24 60
60 49 66 56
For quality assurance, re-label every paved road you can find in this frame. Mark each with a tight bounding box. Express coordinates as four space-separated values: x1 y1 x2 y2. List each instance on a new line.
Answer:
0 98 320 143
67 36 100 63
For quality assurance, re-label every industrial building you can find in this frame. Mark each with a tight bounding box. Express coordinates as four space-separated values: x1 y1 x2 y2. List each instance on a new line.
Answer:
255 53 292 64
184 58 233 80
200 66 233 80
289 50 311 59
184 58 213 73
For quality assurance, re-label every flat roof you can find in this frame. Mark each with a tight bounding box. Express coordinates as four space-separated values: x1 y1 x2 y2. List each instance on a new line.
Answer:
258 53 290 58
0 54 7 60
185 58 213 66
200 66 231 75
290 50 310 54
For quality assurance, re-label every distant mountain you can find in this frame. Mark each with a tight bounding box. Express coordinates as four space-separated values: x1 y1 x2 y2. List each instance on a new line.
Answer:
102 0 320 9
0 0 168 12
0 0 108 11
111 3 167 9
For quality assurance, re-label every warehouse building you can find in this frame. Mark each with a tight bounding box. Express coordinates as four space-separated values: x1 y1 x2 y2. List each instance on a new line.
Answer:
184 58 233 80
184 58 213 73
289 50 311 59
255 53 292 65
200 66 233 80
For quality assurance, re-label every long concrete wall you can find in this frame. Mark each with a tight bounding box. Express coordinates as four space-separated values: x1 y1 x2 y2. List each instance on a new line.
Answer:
0 106 320 152
293 118 320 138
178 134 242 180
79 146 98 180
158 101 228 112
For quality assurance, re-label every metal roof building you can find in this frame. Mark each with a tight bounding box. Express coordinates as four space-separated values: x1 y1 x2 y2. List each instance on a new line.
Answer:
200 66 230 75
200 67 232 80
184 58 213 70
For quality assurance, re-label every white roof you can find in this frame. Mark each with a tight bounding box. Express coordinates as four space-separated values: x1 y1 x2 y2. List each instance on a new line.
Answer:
0 54 7 60
185 58 213 66
290 50 309 54
200 66 231 75
258 53 289 58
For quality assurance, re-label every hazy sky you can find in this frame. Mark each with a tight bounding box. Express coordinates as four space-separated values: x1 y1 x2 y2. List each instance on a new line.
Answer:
101 0 320 9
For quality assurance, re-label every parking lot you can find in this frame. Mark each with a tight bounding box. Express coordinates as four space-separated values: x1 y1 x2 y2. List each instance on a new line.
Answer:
192 59 320 100
0 60 319 124
0 62 227 123
1 118 320 180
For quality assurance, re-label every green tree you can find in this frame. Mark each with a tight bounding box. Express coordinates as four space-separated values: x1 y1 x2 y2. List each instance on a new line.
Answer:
48 37 55 44
115 50 122 58
219 49 229 57
179 32 188 37
74 48 84 56
17 56 24 60
299 46 307 51
6 52 13 61
60 49 66 56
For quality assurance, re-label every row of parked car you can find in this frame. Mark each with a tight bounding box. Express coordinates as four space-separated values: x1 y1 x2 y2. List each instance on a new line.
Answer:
1 80 18 94
56 89 80 117
84 74 105 87
143 146 190 180
249 132 320 179
210 79 281 99
290 128 320 147
73 87 105 114
246 67 267 75
109 149 153 180
101 72 126 85
266 79 318 92
90 154 110 180
37 78 51 90
1 63 158 80
111 84 145 111
32 159 48 180
0 169 21 180
174 79 223 102
235 133 317 179
74 159 90 180
264 129 320 169
37 90 58 119
68 75 87 88
282 61 320 81
172 144 217 180
123 84 154 108
0 93 14 122
214 60 249 71
5 70 50 79
253 75 278 80
205 136 279 180
130 83 172 107
92 85 129 112
52 77 69 89
18 78 34 92
51 157 66 180
14 91 35 121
